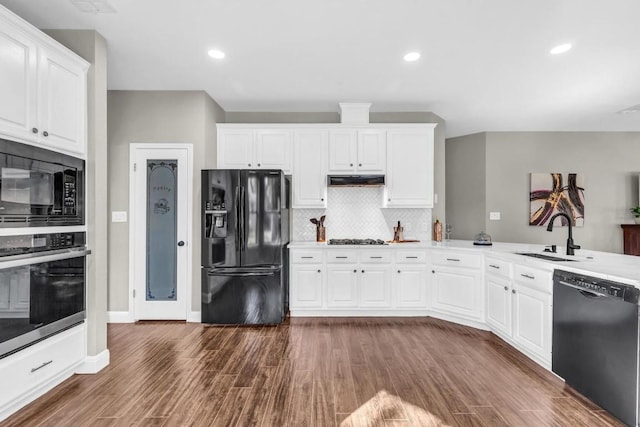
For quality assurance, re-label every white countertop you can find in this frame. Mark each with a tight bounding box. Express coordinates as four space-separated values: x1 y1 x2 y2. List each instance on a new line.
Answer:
288 239 640 285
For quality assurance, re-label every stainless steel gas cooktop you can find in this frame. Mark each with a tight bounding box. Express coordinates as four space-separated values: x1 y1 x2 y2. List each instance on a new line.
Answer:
328 238 387 245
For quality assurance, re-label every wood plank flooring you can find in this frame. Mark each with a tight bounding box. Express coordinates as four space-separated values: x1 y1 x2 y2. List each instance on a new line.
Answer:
0 317 625 427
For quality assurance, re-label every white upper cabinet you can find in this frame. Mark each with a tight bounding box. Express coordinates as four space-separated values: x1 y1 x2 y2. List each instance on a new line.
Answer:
0 22 37 142
36 46 87 156
385 128 435 208
217 127 292 174
292 130 328 208
328 129 385 173
0 7 88 157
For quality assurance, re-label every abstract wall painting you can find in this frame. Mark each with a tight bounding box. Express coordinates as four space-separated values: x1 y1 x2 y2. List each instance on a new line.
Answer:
530 173 585 227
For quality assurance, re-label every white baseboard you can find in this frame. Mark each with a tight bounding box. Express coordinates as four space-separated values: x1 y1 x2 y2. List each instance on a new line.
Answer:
187 311 201 323
76 349 110 374
107 311 134 323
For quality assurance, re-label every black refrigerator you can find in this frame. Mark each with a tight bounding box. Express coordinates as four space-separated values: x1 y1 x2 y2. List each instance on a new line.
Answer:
201 169 289 324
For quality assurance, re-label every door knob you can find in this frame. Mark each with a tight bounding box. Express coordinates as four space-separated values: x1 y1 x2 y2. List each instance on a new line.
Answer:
177 241 185 247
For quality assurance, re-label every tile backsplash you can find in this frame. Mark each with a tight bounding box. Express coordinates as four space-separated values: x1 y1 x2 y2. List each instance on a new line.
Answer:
292 187 432 241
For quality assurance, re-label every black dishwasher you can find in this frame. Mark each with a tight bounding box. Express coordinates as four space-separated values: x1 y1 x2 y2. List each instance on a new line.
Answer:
553 269 640 427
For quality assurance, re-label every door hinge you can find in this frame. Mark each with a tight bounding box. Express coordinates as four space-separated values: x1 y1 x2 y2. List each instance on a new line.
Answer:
133 289 136 298
133 163 137 172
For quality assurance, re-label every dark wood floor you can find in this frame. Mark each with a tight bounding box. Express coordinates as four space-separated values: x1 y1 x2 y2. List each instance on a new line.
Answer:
1 317 624 427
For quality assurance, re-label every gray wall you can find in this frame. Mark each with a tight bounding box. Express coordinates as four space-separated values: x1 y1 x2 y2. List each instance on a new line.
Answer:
107 91 224 313
226 111 447 222
446 131 640 253
445 133 486 239
45 30 108 358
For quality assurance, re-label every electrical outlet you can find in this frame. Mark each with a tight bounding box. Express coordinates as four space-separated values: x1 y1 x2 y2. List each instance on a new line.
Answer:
489 212 501 221
112 211 127 222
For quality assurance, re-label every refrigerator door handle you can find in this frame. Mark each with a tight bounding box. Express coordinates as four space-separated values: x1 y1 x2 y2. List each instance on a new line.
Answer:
234 184 241 249
240 185 246 251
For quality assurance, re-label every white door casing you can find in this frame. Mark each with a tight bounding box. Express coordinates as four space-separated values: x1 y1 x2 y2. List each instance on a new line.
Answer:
129 144 192 320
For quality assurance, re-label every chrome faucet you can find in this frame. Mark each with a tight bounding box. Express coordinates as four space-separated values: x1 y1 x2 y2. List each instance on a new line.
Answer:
546 212 580 256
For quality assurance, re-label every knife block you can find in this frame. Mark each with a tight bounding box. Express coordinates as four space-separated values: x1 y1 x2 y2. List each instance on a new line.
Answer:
393 226 404 242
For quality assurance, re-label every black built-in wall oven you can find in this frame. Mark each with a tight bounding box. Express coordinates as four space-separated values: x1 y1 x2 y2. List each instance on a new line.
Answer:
0 139 87 359
0 232 88 359
0 138 83 227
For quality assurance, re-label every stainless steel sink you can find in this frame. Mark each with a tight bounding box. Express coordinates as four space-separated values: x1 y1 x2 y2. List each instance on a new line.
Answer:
516 252 577 262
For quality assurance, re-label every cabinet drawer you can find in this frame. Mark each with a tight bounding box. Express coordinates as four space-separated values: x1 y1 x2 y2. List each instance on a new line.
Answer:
431 251 482 269
484 256 512 279
359 250 392 264
513 264 552 294
395 250 427 263
291 250 324 264
0 324 85 407
326 250 357 263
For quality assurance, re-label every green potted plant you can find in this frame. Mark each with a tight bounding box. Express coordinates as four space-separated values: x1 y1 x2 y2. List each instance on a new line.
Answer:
630 206 640 224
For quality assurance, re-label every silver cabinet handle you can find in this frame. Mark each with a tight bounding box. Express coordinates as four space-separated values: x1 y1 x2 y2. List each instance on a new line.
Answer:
31 360 53 373
317 269 321 273
370 256 383 259
504 286 508 291
353 270 357 273
446 258 460 262
397 270 401 273
521 274 535 280
335 256 348 259
406 256 418 259
301 256 313 259
512 289 517 294
489 264 500 269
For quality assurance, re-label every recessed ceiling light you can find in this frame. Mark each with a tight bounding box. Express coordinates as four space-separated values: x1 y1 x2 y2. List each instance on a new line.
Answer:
550 44 572 55
207 49 225 59
403 52 421 62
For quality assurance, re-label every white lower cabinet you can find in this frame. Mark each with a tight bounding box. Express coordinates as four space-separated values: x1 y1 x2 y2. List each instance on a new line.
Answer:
358 266 391 308
485 274 513 337
394 266 428 308
327 265 359 308
512 283 552 363
430 251 483 323
290 264 324 308
0 324 85 420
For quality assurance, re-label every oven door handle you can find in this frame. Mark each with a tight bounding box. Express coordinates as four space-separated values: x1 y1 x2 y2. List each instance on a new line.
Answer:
0 249 91 269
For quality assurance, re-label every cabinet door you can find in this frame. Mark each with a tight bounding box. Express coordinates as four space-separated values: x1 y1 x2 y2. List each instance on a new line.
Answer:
357 130 386 172
394 266 427 308
0 20 38 143
37 47 86 156
431 267 483 320
255 130 292 173
290 265 323 308
327 265 358 308
328 130 357 172
485 275 512 336
512 284 551 362
359 265 391 308
218 129 254 168
293 130 328 208
386 129 434 207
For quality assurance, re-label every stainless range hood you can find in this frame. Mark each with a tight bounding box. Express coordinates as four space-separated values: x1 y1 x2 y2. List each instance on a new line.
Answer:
327 175 385 187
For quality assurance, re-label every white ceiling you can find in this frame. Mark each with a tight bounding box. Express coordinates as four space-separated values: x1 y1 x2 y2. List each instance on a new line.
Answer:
2 0 640 137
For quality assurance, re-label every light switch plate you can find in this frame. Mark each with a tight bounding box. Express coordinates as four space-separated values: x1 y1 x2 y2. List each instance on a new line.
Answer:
112 211 127 223
489 212 501 221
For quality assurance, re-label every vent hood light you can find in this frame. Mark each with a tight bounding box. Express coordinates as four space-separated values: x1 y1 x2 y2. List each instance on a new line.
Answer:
328 175 385 187
550 43 572 55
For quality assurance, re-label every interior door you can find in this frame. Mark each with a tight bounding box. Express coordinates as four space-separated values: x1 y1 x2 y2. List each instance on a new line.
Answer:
131 144 191 320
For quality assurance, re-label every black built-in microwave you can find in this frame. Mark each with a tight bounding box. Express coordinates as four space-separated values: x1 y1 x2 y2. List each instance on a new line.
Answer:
0 139 84 227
